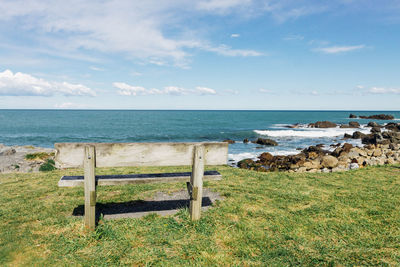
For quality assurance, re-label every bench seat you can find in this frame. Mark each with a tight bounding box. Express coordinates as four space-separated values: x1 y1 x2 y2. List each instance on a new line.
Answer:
58 171 222 187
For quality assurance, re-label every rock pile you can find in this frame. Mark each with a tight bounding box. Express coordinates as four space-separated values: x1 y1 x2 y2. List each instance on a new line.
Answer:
238 122 400 173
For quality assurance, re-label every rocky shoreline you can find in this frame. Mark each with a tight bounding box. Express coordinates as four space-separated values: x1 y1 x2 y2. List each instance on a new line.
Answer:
0 144 55 173
237 120 400 173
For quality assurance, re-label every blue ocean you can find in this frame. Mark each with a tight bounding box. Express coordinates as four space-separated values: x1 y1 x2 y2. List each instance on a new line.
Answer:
1 110 399 164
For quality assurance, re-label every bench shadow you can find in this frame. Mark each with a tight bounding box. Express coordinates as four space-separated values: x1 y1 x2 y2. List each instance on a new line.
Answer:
72 197 213 219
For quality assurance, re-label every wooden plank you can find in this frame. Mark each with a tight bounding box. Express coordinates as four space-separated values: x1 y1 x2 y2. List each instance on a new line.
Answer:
58 171 222 187
189 144 204 221
55 142 228 168
84 145 96 230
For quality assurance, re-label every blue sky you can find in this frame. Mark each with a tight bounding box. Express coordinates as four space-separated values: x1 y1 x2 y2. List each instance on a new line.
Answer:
0 0 399 110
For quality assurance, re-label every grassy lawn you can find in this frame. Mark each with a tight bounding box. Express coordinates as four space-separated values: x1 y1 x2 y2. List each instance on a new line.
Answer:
1 165 400 266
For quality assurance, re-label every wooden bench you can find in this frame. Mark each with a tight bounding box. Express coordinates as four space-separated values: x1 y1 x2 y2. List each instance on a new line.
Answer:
55 142 228 230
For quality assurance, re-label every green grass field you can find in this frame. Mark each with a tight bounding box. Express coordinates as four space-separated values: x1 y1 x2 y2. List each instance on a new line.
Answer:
1 165 400 266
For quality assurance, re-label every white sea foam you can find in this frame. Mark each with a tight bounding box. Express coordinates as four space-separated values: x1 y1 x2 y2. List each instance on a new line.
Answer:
228 152 259 162
254 127 370 138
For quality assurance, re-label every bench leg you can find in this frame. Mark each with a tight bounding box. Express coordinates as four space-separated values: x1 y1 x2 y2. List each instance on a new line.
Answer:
189 144 204 221
84 145 96 230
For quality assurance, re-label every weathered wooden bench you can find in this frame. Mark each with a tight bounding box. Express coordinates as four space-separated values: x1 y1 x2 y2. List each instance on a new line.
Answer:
55 142 228 230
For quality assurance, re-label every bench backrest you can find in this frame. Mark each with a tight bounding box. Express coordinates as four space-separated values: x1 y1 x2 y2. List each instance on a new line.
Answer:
55 142 228 168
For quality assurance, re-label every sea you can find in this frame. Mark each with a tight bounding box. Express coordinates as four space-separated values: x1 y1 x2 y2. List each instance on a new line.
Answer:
1 110 399 165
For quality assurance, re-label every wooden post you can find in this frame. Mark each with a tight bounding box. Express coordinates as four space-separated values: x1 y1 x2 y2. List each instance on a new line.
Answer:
189 144 204 221
84 145 96 230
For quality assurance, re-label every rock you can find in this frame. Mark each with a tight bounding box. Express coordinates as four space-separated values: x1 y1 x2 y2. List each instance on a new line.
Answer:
0 148 16 156
342 143 353 152
340 124 351 128
309 121 337 128
362 133 383 145
371 127 381 133
286 123 301 128
243 138 249 144
303 159 321 169
349 163 359 170
322 168 331 173
237 159 256 169
372 149 382 157
368 121 381 128
349 121 360 128
352 131 366 139
321 155 338 168
385 123 400 132
223 139 235 144
344 133 352 139
253 138 278 146
349 114 357 118
359 114 395 120
259 152 274 163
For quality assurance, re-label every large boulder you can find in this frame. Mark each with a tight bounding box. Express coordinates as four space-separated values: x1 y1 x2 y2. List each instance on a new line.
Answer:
385 123 400 132
349 114 357 118
309 121 337 128
371 127 381 133
259 152 274 163
321 155 339 168
253 138 278 146
352 131 366 139
368 121 381 128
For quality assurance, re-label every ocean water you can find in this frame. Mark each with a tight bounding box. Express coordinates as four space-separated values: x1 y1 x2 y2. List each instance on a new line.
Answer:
1 110 399 164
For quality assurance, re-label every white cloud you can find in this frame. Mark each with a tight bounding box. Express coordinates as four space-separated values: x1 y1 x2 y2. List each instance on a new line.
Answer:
315 45 365 54
114 83 217 96
0 0 262 67
195 86 217 95
89 66 104 71
196 0 252 13
259 88 274 93
231 33 240 38
283 34 304 41
202 44 263 57
368 87 400 94
54 102 88 109
0 69 96 96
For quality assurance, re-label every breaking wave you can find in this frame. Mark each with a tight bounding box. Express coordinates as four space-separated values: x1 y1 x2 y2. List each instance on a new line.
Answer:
254 127 371 138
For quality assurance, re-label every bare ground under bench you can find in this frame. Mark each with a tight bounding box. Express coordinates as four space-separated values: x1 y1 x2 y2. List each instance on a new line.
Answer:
72 188 223 219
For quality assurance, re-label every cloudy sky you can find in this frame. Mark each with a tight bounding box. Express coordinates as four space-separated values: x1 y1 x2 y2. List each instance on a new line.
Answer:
0 0 399 110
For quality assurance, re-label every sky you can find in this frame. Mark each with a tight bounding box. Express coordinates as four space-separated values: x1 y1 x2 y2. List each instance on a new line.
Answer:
0 0 399 110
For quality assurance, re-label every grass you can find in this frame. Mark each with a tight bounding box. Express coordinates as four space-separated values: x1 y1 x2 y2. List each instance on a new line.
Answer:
0 165 399 266
24 152 53 161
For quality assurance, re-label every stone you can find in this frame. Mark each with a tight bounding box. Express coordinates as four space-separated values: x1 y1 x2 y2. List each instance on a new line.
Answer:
342 143 353 152
223 139 235 144
237 159 256 169
0 148 16 156
253 138 278 146
309 121 337 128
322 168 331 173
368 121 381 127
303 159 321 169
259 152 274 163
352 131 366 139
349 121 360 128
243 138 249 144
344 133 352 139
359 114 395 120
321 155 338 168
372 149 382 157
349 114 357 118
371 127 381 133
